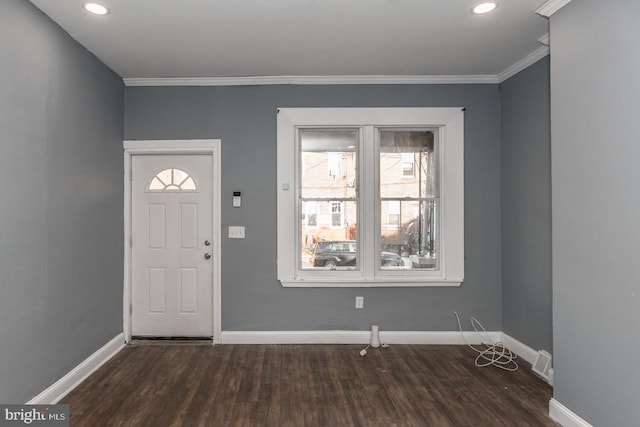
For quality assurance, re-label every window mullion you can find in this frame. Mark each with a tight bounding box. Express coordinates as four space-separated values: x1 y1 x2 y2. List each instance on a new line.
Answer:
362 126 376 280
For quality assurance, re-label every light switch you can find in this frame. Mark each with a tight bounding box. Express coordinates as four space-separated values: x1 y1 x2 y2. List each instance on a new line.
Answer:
228 226 245 239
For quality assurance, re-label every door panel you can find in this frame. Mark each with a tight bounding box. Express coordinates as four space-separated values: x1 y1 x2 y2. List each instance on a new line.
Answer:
179 268 198 313
148 268 166 313
180 204 197 248
148 204 166 248
131 155 213 337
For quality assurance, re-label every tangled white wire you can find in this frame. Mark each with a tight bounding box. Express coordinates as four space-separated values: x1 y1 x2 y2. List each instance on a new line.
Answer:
454 312 519 372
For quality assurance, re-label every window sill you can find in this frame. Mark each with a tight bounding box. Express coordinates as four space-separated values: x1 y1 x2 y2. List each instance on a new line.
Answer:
279 278 463 288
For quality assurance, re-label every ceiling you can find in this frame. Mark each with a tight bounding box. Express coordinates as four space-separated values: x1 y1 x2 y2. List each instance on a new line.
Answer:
27 0 550 82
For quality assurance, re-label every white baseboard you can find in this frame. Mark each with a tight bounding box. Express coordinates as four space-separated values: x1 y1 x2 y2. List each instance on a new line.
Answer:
220 330 502 345
500 333 539 364
221 330 369 344
382 331 502 345
549 398 593 427
27 333 125 404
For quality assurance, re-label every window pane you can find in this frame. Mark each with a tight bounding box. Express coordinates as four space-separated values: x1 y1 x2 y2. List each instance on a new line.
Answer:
380 200 437 270
173 169 189 186
149 177 165 190
156 169 173 186
300 129 359 271
380 130 437 198
301 200 357 270
300 130 358 199
181 177 196 190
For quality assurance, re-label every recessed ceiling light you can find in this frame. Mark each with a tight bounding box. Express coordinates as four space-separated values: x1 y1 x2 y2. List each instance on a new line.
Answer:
83 3 110 16
472 2 498 15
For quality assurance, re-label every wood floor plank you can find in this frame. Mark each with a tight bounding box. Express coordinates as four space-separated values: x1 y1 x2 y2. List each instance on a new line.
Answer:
62 344 556 426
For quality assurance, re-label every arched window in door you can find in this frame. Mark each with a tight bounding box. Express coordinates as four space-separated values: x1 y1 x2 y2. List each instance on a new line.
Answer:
148 168 197 191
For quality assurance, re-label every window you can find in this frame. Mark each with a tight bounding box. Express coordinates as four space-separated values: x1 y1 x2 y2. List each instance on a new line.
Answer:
327 152 345 177
277 107 464 287
401 153 415 177
305 201 318 227
386 200 400 231
331 202 343 227
148 168 196 191
380 130 438 269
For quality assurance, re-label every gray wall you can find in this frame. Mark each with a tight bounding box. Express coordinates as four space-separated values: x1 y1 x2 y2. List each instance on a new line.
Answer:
550 0 640 424
0 0 124 403
499 57 552 354
125 84 502 332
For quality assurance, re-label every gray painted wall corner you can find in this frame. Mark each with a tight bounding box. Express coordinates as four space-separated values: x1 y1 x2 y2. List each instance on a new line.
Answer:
499 56 552 355
0 0 124 403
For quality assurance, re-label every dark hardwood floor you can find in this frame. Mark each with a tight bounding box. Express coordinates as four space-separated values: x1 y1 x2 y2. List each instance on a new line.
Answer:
62 344 557 426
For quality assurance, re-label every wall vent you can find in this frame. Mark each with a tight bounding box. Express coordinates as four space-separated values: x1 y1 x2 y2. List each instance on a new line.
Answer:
532 350 552 380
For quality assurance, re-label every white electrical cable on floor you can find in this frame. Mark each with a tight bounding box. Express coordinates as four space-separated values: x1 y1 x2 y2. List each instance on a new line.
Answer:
359 344 370 357
454 312 519 371
359 341 389 357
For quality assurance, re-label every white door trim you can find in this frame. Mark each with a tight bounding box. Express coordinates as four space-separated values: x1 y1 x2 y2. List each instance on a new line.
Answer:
123 139 222 343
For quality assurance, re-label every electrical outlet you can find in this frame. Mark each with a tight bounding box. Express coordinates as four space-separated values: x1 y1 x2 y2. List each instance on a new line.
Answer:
355 296 364 309
228 226 245 239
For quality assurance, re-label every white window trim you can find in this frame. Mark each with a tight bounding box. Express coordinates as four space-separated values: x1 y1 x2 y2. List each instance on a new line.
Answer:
277 107 464 287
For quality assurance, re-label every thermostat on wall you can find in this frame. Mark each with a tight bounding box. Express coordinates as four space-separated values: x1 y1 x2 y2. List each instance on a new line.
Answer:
233 191 241 208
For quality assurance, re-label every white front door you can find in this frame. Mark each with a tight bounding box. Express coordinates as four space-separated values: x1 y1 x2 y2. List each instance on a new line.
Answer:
131 154 213 337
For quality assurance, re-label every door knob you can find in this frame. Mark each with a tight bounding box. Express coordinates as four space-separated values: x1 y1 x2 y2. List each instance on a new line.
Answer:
204 253 212 260
204 240 211 246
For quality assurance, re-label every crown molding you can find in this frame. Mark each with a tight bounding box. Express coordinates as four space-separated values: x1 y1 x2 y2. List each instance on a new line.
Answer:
123 74 501 87
536 0 573 17
497 45 550 82
123 46 553 87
